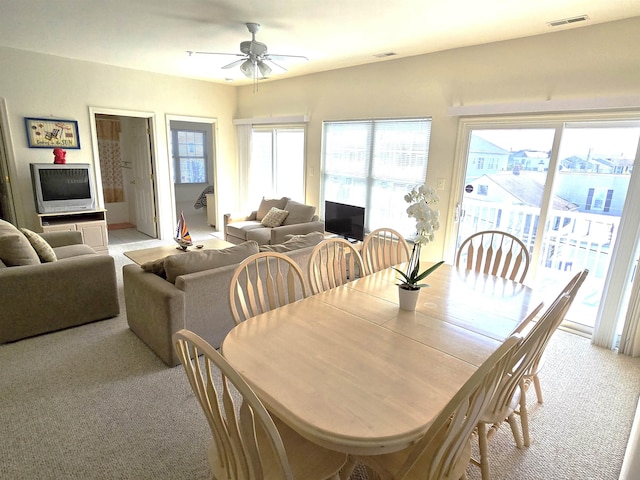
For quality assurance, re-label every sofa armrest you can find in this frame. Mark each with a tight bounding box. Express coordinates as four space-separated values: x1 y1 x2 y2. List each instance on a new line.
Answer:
270 221 325 245
224 211 258 223
40 230 83 247
123 264 186 367
224 211 258 241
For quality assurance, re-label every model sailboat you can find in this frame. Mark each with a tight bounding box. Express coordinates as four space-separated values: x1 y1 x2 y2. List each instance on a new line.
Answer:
174 211 193 250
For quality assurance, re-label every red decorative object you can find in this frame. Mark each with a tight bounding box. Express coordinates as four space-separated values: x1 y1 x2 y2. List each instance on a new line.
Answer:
53 148 67 164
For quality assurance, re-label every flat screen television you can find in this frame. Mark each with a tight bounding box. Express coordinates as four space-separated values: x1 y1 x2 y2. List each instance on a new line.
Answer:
30 163 96 214
324 200 365 242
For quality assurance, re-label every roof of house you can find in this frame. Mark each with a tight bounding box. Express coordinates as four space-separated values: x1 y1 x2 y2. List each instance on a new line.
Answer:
475 172 578 211
469 136 509 155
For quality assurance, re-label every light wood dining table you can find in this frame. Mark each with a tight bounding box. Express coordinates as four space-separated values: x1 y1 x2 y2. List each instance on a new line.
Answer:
222 263 540 456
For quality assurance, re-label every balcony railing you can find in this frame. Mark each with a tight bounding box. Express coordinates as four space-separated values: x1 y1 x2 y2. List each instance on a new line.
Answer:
458 201 626 329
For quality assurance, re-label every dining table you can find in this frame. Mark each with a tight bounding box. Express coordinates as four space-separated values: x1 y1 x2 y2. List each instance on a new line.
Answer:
221 263 541 456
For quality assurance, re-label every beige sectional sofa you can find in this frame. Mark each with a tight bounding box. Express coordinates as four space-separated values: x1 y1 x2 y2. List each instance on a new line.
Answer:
123 232 324 366
0 219 119 344
224 197 325 245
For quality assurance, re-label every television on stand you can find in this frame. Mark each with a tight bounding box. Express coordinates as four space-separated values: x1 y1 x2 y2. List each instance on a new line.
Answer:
30 163 97 214
324 200 365 242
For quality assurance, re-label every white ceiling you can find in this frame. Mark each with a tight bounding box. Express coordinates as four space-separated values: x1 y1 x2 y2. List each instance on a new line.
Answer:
1 0 639 86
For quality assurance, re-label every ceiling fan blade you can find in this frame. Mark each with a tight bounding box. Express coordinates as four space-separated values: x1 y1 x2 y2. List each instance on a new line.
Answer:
187 51 245 57
264 58 287 73
221 59 246 69
268 54 309 62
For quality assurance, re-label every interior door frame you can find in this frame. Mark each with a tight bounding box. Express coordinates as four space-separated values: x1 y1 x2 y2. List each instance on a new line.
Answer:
89 107 159 235
0 98 20 225
165 114 218 229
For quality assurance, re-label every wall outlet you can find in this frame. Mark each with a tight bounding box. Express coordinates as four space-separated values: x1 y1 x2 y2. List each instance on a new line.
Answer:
437 178 445 190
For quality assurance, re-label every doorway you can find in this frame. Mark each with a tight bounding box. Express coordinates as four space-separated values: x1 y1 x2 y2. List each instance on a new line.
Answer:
91 109 158 240
166 115 217 240
451 115 640 337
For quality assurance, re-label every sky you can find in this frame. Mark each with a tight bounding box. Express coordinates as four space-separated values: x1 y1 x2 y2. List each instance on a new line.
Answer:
475 126 640 160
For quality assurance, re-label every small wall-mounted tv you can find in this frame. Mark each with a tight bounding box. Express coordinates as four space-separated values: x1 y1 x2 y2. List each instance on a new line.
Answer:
30 163 96 214
324 200 365 242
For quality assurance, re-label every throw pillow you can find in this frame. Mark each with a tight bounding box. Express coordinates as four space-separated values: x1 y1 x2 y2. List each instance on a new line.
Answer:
164 240 259 284
260 207 289 228
20 228 57 262
141 258 167 279
0 233 41 266
256 197 289 221
282 200 316 226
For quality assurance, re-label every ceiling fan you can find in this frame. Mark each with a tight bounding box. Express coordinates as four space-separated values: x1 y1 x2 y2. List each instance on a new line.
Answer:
188 23 308 83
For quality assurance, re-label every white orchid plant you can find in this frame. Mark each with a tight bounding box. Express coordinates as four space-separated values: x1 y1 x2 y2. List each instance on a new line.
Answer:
394 183 444 290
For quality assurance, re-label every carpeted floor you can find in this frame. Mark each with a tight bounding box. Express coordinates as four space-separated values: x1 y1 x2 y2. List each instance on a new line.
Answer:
1 239 639 479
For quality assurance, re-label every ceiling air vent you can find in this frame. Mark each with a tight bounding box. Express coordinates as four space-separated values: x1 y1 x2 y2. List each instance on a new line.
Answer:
373 52 397 58
547 15 589 27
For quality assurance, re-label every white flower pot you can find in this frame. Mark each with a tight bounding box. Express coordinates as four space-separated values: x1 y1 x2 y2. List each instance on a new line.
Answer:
398 286 420 311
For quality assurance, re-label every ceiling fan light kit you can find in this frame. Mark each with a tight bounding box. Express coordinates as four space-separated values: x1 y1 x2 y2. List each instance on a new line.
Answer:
189 22 308 90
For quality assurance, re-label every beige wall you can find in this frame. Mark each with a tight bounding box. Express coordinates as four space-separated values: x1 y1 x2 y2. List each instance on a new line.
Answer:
234 16 640 259
0 46 237 238
1 16 640 253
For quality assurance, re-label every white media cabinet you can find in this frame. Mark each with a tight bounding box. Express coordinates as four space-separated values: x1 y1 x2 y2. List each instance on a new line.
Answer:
37 210 109 254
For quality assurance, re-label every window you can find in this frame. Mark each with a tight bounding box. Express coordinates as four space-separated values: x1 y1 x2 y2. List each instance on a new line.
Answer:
321 118 431 237
171 129 207 184
586 187 613 212
248 126 305 207
452 115 640 345
478 184 489 195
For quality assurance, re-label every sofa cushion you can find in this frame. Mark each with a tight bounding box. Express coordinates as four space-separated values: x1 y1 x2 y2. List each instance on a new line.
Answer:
0 233 41 266
282 200 316 226
20 228 57 262
260 231 325 253
164 240 259 284
245 228 272 245
226 220 263 240
261 207 289 228
256 197 288 221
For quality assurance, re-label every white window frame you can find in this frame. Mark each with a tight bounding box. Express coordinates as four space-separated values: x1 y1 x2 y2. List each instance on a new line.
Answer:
446 111 640 349
320 117 432 238
171 128 208 184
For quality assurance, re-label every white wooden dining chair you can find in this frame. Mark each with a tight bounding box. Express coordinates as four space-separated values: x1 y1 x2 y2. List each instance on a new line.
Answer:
353 333 523 480
308 238 365 294
229 252 309 325
472 296 570 480
472 269 589 480
455 230 530 283
361 227 411 275
173 329 347 480
523 269 589 404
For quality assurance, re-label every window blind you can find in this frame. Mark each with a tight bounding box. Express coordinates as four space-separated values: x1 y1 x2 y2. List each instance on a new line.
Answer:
321 118 432 237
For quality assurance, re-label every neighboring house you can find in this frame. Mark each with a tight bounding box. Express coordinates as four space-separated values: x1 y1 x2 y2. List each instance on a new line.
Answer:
509 149 550 172
465 172 578 211
560 153 634 175
465 135 510 182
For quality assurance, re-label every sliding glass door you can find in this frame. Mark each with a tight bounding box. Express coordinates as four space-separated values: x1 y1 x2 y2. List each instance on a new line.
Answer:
452 116 640 336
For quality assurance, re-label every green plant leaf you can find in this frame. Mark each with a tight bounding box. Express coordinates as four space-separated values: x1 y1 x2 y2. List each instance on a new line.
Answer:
414 260 445 282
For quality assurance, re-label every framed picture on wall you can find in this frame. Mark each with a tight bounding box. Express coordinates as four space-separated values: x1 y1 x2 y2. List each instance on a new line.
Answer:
24 117 81 149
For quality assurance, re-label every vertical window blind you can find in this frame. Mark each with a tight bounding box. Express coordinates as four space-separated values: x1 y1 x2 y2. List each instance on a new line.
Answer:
321 118 432 238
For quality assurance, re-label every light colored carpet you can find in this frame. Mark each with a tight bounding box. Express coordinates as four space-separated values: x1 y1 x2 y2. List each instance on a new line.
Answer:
1 239 639 479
